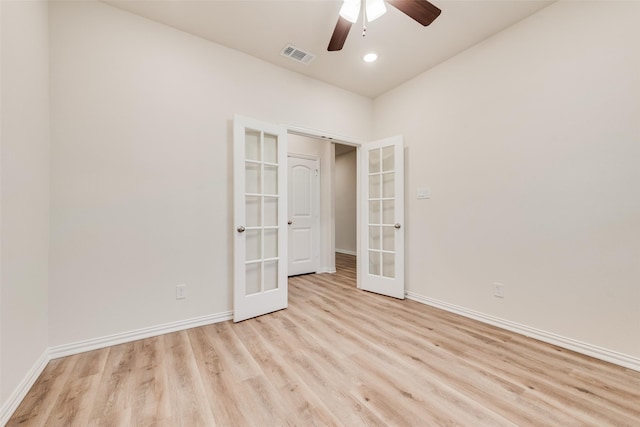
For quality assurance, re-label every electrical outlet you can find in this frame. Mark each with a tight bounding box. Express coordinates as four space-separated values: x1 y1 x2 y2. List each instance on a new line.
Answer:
493 283 505 298
176 284 186 300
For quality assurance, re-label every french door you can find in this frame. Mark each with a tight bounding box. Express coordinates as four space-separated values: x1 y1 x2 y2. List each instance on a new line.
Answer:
233 115 288 322
234 115 405 319
359 136 405 299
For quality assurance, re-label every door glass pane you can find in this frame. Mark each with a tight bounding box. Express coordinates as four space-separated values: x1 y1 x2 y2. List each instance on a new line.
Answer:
264 165 277 195
245 162 261 194
264 197 277 226
369 200 380 225
382 173 395 198
369 174 381 199
369 226 380 250
264 229 278 259
382 200 394 224
382 252 395 278
264 261 278 291
245 196 261 227
264 133 278 163
246 130 261 161
369 148 381 173
382 145 394 172
246 229 261 261
382 226 395 251
369 250 381 276
245 262 261 295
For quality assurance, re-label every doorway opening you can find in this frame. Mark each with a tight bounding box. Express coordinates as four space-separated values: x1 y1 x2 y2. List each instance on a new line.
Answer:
286 132 358 286
333 143 358 283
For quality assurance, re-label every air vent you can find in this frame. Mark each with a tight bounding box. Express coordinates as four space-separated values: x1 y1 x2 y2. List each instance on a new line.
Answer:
280 44 316 65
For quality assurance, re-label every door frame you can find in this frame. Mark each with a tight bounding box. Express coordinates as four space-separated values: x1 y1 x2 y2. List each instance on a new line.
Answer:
287 153 321 276
284 124 364 289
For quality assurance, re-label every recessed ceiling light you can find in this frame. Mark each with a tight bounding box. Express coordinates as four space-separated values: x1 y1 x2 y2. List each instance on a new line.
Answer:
363 52 378 63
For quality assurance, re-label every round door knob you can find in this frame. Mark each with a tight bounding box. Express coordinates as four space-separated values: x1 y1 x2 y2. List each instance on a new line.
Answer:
288 220 293 225
237 226 246 233
394 223 402 229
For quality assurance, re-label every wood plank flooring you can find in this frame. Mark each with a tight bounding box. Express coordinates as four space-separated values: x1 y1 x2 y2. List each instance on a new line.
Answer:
8 253 640 426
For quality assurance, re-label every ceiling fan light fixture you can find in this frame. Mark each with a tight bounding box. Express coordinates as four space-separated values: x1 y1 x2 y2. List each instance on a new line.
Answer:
366 0 387 22
329 0 441 51
339 0 361 23
363 52 378 63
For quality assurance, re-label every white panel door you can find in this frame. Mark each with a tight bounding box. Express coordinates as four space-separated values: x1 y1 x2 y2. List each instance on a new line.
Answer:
359 136 405 299
233 115 288 322
287 156 319 276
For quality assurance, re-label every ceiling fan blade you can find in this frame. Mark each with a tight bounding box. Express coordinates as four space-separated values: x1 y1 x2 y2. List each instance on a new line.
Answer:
387 0 441 26
328 16 352 51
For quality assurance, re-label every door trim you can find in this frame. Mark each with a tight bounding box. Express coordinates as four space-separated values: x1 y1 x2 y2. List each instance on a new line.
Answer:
288 152 320 161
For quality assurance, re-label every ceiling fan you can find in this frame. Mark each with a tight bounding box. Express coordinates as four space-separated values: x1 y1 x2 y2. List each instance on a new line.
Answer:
328 0 442 51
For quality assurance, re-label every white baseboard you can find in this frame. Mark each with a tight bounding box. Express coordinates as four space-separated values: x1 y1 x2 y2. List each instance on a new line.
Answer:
1 311 232 424
406 292 640 372
335 249 357 256
49 311 233 360
0 349 49 427
315 267 337 274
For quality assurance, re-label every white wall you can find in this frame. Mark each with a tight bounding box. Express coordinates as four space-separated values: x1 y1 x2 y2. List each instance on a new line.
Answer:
335 148 357 254
3 4 637 415
0 0 50 404
287 134 335 272
48 1 371 347
373 1 640 358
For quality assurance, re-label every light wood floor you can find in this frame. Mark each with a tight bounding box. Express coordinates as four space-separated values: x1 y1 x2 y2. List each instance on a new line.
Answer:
9 253 640 426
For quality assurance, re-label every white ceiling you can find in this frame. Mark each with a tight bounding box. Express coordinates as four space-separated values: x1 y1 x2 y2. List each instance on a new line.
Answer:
103 0 554 99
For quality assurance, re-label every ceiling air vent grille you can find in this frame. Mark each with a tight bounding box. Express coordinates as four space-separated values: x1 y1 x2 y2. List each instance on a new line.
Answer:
280 44 316 65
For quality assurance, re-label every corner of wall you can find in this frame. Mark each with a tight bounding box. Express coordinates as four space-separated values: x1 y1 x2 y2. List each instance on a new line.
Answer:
0 0 51 414
0 349 50 426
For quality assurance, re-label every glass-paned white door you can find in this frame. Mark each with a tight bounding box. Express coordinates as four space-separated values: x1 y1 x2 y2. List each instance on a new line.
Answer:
234 115 287 322
359 136 405 299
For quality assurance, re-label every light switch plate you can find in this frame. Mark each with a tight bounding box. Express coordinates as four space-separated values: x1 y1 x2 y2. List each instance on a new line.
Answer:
417 188 430 199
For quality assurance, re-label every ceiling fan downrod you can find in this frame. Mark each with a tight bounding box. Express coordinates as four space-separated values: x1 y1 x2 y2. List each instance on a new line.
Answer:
362 1 367 37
